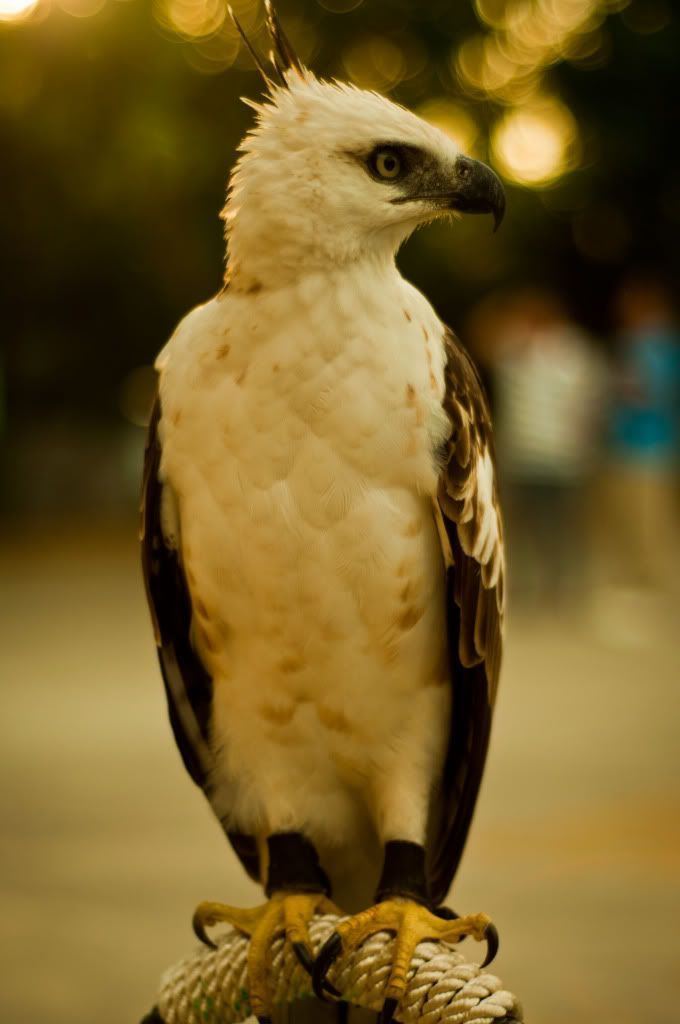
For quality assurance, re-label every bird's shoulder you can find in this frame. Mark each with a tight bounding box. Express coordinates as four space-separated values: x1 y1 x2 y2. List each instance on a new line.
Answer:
155 293 231 374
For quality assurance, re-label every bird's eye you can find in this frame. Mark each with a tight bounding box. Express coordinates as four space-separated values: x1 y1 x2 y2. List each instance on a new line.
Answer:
370 147 403 181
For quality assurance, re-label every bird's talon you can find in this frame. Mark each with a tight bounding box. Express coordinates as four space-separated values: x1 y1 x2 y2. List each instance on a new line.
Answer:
480 922 499 967
192 911 218 950
312 931 343 1001
293 940 314 974
292 940 340 996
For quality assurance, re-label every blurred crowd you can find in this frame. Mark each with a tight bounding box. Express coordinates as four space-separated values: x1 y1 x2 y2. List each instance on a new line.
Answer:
466 273 680 617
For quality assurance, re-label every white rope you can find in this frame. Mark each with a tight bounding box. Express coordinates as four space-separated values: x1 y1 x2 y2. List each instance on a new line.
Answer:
156 914 523 1024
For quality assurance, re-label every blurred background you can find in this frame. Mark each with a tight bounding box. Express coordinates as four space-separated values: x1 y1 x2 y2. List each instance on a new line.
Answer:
1 0 679 1021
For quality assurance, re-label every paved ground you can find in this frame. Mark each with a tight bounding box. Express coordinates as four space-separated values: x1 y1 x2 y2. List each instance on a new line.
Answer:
1 525 679 1024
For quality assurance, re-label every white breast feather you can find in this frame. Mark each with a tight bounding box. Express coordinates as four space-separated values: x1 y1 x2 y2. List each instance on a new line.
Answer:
155 263 453 857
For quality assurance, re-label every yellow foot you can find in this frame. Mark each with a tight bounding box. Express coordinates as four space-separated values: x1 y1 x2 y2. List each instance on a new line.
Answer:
192 891 343 1022
312 898 498 1023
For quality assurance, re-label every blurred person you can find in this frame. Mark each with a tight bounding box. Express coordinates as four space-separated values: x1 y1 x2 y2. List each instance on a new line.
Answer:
468 289 608 606
599 274 680 592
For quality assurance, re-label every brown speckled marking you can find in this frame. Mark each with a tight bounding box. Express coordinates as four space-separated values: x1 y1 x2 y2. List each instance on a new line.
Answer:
259 702 297 726
235 367 248 386
421 334 439 395
246 280 263 295
421 324 429 342
381 641 400 664
403 309 412 322
272 363 280 373
172 409 182 427
405 382 424 428
195 598 208 619
278 654 305 674
216 343 231 360
397 605 425 631
317 705 353 735
403 518 421 538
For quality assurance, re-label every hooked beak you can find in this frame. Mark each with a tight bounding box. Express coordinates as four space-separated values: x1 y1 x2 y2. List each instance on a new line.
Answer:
444 156 506 231
391 155 506 232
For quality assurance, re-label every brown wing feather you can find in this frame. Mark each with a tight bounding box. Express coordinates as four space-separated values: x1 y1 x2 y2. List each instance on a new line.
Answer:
140 395 261 885
427 327 504 905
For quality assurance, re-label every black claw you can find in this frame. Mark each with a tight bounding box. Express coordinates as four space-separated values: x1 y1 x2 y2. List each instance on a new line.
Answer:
192 916 218 950
378 997 399 1024
293 941 314 973
293 941 340 997
312 931 343 1001
480 922 499 967
140 1008 166 1024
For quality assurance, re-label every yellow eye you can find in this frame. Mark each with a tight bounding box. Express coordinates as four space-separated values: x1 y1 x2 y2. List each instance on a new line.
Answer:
372 148 402 180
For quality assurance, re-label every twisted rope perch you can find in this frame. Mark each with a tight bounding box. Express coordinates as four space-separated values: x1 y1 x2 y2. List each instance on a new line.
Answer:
151 914 523 1024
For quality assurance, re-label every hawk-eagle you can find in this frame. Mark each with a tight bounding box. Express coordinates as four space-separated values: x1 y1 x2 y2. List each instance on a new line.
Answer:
141 5 505 1023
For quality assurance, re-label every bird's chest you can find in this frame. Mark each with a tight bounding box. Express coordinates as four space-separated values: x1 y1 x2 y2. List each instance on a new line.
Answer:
161 277 449 513
158 280 449 683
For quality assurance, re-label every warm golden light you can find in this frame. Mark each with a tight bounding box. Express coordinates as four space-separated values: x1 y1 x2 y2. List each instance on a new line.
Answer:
417 99 479 155
342 36 405 91
158 0 226 39
454 34 486 92
491 97 579 185
0 0 39 22
186 25 241 73
458 0 613 103
475 0 510 29
58 0 106 19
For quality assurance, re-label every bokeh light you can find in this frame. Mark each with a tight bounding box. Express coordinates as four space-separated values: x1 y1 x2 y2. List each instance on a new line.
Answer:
58 0 106 18
0 0 39 22
342 35 405 91
417 98 479 155
157 0 226 40
491 97 579 185
455 0 623 123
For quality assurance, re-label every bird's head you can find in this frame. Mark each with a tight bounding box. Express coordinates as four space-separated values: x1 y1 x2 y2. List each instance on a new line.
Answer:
224 2 505 290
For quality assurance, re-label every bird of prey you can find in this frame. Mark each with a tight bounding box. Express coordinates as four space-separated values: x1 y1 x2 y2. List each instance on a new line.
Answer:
141 4 505 1023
